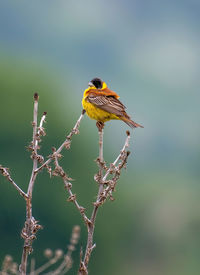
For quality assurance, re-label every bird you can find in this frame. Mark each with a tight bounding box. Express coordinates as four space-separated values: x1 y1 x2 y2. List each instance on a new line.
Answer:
82 77 143 130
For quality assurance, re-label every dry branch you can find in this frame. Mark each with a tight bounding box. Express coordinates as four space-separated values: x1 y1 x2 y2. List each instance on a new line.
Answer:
0 94 85 274
35 109 85 174
0 166 27 199
20 93 45 275
52 153 91 226
45 120 131 275
78 130 131 274
0 92 133 275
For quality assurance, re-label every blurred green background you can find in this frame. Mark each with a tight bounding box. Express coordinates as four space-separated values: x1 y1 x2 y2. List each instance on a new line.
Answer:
0 0 200 274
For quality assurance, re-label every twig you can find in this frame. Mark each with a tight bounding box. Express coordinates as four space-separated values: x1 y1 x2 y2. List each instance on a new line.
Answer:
0 94 85 274
27 93 40 196
0 166 27 199
102 131 130 182
97 130 131 204
0 90 132 275
78 129 131 274
53 153 90 226
0 94 47 275
81 127 104 271
35 109 85 174
0 93 85 275
20 93 44 275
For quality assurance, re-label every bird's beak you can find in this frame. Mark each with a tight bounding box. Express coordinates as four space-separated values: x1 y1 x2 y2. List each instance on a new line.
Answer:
88 81 93 87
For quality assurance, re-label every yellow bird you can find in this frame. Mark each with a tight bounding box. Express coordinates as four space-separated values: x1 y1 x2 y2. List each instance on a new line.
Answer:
82 78 143 129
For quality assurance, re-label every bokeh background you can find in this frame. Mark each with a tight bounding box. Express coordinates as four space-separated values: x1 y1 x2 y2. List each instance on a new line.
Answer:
0 0 200 274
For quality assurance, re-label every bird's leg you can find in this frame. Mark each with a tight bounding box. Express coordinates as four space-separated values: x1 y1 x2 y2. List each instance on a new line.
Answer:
96 121 104 132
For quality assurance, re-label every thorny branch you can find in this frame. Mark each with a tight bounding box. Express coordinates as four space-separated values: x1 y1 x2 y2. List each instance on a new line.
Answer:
47 115 131 275
0 93 46 275
49 115 131 275
78 130 131 275
0 166 27 199
52 152 90 226
35 109 85 175
0 94 85 274
20 93 44 275
0 93 132 275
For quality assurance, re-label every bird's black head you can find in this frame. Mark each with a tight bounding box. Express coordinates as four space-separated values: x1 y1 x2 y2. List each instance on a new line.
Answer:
88 78 103 89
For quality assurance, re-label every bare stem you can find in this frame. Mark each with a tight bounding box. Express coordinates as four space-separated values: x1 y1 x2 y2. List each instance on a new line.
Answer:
20 93 42 275
27 94 39 197
82 128 104 270
95 128 104 201
53 155 90 225
78 130 131 275
0 88 132 275
0 97 85 275
0 166 27 199
35 110 85 174
102 131 131 183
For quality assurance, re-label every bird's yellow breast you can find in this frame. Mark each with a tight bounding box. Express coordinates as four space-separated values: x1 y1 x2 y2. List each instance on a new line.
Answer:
82 97 119 122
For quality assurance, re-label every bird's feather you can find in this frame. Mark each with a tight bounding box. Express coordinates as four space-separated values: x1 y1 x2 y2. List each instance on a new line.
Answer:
86 94 129 118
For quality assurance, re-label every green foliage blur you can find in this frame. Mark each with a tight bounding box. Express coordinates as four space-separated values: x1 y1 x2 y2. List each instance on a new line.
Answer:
0 1 200 274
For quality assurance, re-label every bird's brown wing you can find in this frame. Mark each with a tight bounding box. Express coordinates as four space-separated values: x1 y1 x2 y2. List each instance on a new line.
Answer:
86 94 129 118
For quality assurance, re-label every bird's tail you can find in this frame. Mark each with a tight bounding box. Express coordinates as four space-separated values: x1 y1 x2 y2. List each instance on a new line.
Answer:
121 117 144 129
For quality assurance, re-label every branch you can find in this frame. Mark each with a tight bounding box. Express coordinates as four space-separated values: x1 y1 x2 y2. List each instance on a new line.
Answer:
1 89 133 275
80 127 104 272
53 152 90 226
0 94 47 275
0 166 27 199
102 131 130 182
35 109 85 174
20 93 44 275
78 130 131 274
97 130 131 204
0 95 85 275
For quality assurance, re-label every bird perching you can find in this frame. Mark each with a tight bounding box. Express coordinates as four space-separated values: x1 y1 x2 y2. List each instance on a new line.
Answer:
82 78 143 131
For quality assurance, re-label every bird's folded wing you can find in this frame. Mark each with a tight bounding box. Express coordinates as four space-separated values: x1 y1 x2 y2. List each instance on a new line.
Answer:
86 94 128 118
